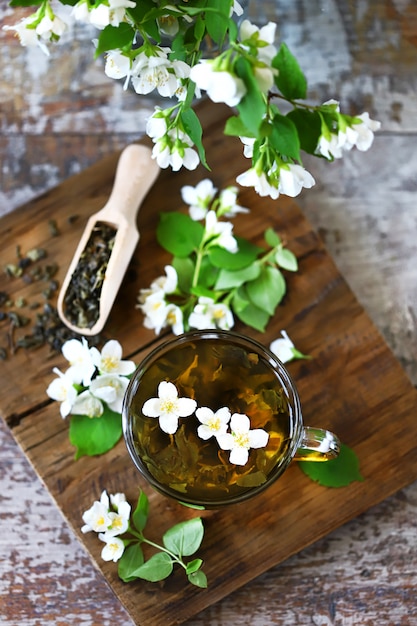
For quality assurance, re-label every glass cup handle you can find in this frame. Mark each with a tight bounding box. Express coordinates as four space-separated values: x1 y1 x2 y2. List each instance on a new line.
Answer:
294 427 341 462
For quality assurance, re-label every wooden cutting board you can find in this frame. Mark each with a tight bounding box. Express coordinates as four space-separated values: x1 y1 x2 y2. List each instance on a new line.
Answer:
1 99 417 626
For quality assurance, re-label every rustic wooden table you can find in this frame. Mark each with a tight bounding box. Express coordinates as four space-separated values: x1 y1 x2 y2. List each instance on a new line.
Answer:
1 1 417 625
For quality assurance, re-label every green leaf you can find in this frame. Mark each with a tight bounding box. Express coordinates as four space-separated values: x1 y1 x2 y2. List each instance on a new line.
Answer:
163 517 204 557
69 408 122 459
232 288 270 332
95 23 135 57
204 0 231 45
185 558 203 575
224 115 254 138
287 108 322 155
299 444 364 487
236 57 267 136
188 569 208 588
129 551 173 582
9 0 43 5
172 256 195 293
272 42 308 100
270 113 301 161
198 255 219 288
208 238 263 270
180 106 208 169
214 263 260 290
118 543 145 582
264 228 281 248
132 490 149 532
246 266 286 316
275 247 298 272
157 212 204 257
126 0 154 21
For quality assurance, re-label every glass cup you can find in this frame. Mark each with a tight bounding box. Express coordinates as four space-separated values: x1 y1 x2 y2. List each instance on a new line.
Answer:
122 330 340 508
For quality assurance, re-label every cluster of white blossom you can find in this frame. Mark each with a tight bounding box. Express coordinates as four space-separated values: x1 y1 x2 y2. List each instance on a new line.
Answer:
46 338 135 418
4 1 381 201
142 380 269 465
81 490 130 562
137 179 246 335
316 100 381 159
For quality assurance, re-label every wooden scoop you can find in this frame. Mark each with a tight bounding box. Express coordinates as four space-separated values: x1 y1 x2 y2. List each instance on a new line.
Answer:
57 143 160 336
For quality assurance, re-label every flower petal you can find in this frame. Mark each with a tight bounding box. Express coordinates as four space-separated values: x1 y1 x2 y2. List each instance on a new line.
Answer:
248 429 269 449
159 413 180 434
229 447 249 465
176 397 197 417
142 397 162 417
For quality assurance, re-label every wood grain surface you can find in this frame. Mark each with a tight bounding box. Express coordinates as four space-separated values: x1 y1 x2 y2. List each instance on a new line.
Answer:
1 1 417 625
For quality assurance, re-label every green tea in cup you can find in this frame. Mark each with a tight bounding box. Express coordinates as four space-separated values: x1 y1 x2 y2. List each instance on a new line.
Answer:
122 330 340 508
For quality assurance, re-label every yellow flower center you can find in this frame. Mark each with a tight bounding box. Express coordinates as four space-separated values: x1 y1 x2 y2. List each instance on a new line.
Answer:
213 308 225 320
160 399 177 414
208 416 221 431
101 355 118 372
111 516 123 530
233 431 250 449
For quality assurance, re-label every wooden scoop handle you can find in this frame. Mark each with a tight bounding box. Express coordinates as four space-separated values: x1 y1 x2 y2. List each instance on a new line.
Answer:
98 143 160 223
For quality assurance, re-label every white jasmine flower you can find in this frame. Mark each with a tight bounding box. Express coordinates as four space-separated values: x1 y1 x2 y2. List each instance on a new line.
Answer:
351 112 381 151
110 492 127 509
239 136 256 159
131 50 191 98
3 16 50 55
81 491 111 533
317 101 380 159
188 296 235 331
90 374 129 414
158 13 180 37
146 110 168 140
104 50 131 86
91 339 135 376
278 163 316 197
240 20 278 64
89 0 136 29
150 265 178 294
218 186 249 218
231 1 244 17
236 167 280 199
253 65 276 94
142 381 197 434
36 14 67 40
270 330 311 363
269 330 296 364
105 500 131 537
196 406 231 441
99 534 125 562
181 179 218 221
205 210 238 253
139 291 170 335
165 304 184 335
71 390 104 418
151 132 199 171
46 368 78 418
316 132 345 160
217 413 269 466
72 1 91 23
190 61 247 107
61 338 96 386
